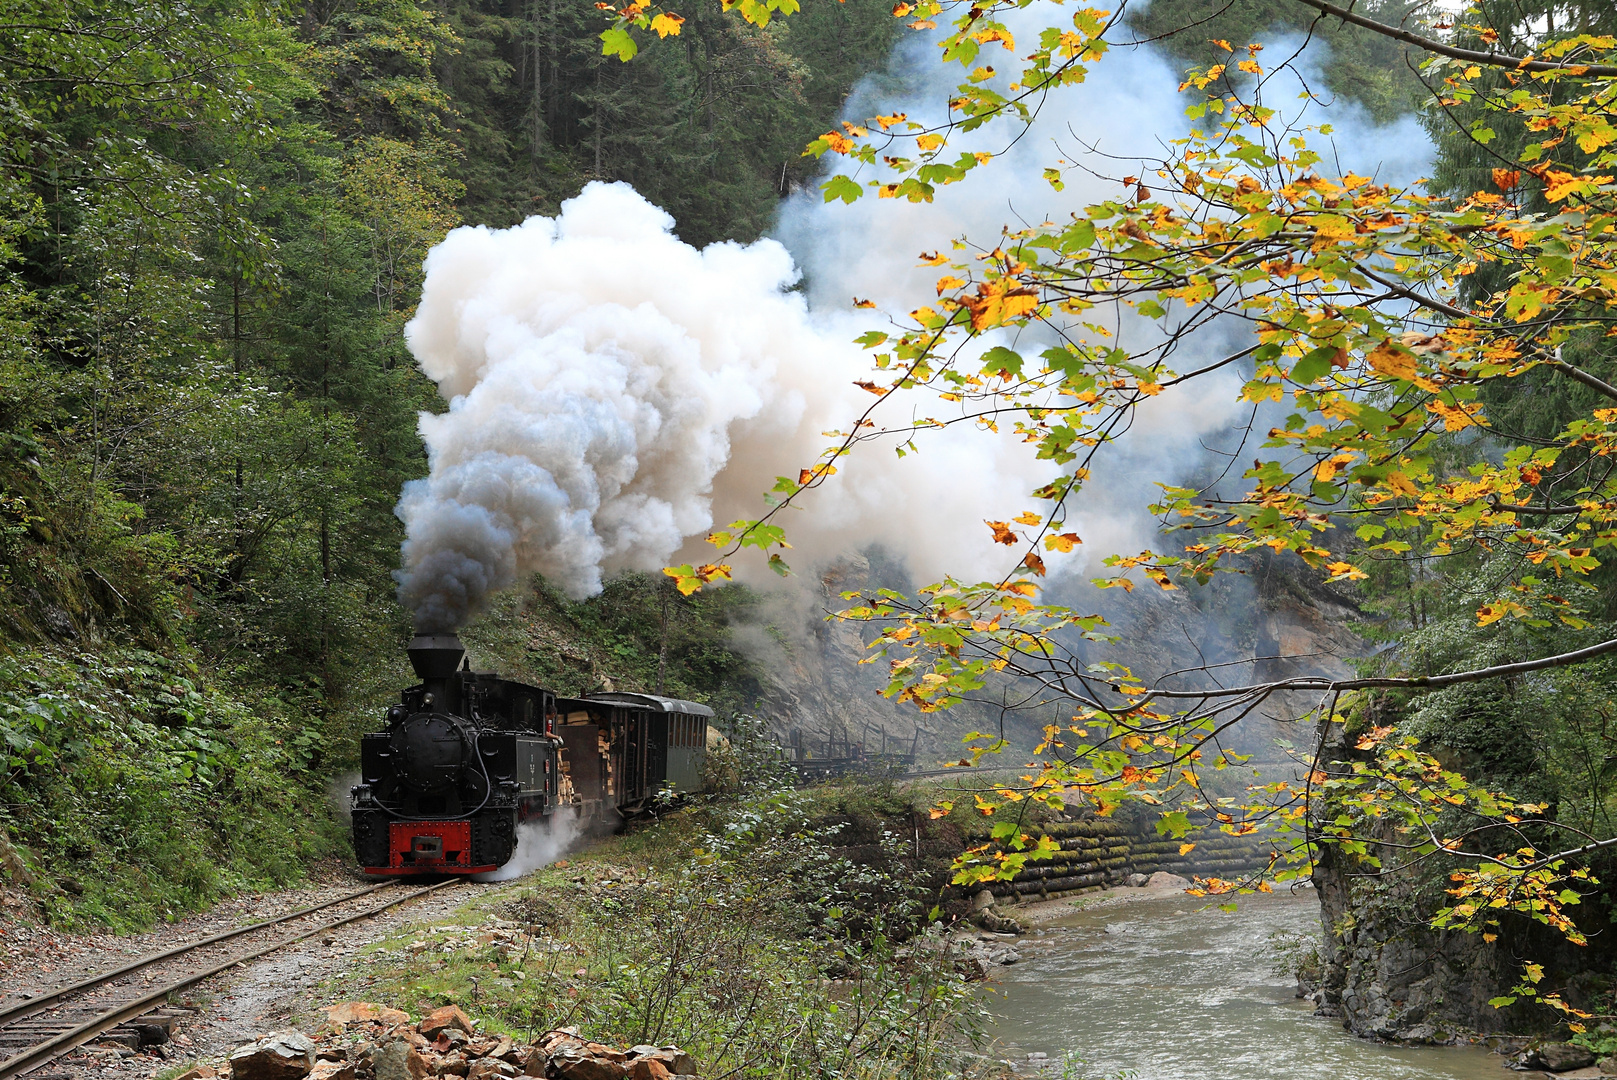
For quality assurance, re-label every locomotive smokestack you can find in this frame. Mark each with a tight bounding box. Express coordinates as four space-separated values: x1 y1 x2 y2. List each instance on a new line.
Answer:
408 634 466 679
408 634 466 715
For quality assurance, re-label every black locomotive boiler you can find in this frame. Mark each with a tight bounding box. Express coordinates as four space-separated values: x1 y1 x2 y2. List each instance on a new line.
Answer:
350 634 712 875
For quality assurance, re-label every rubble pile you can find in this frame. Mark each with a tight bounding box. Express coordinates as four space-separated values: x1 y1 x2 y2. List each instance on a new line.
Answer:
206 1003 698 1080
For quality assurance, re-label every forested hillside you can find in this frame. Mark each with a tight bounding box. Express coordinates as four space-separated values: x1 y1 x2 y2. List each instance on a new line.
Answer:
0 0 894 926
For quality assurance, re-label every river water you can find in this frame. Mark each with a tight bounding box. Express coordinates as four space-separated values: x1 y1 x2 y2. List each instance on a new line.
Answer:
985 890 1510 1079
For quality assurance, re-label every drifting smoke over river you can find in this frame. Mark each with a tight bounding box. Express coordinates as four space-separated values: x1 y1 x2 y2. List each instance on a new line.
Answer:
394 13 1433 632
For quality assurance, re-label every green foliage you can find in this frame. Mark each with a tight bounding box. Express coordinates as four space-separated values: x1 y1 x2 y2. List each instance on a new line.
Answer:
462 573 764 712
0 647 345 929
431 0 899 243
369 793 981 1078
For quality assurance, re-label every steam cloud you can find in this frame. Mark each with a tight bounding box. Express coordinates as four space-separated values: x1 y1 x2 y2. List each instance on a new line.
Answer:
472 811 582 882
395 14 1431 632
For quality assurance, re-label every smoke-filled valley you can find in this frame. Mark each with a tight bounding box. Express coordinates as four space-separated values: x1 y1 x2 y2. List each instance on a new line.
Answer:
392 7 1431 761
12 0 1617 1073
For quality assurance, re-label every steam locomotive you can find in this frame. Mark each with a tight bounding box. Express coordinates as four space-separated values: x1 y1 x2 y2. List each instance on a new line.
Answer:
350 634 712 875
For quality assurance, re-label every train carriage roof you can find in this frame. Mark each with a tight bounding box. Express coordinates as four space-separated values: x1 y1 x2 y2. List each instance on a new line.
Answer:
582 692 715 718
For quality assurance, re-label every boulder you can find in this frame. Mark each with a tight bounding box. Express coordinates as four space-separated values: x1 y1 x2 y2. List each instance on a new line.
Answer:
1125 873 1149 888
308 1061 356 1080
547 1050 628 1080
435 1052 470 1077
518 1048 548 1076
174 1067 218 1080
419 1007 474 1041
466 1059 517 1080
624 1048 692 1076
1145 872 1191 889
1519 1043 1596 1072
372 1040 432 1080
327 1004 411 1030
538 1032 583 1060
229 1032 317 1080
627 1061 669 1080
1599 1055 1617 1074
969 890 995 913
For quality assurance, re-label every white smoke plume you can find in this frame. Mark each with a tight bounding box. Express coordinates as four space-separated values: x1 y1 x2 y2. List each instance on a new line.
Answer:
472 810 582 882
394 183 1058 630
394 9 1433 630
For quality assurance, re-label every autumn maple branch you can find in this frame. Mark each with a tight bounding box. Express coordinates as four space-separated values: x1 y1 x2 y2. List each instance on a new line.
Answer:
1290 0 1617 77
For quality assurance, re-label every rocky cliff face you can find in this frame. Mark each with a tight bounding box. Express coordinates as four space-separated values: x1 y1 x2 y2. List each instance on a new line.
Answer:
740 549 1371 767
1306 719 1611 1043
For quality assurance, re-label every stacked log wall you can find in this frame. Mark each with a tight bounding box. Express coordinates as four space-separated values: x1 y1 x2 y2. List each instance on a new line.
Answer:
978 816 1268 901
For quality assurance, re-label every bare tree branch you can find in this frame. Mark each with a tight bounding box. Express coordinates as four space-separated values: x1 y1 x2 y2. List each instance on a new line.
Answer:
1147 635 1617 699
1290 0 1617 77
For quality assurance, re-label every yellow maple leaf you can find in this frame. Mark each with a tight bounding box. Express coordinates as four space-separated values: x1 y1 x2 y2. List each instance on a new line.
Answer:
1044 532 1082 552
1366 339 1417 380
934 274 965 295
1013 511 1042 525
1179 842 1197 855
1315 452 1356 483
963 280 1038 329
648 11 684 36
1385 471 1419 496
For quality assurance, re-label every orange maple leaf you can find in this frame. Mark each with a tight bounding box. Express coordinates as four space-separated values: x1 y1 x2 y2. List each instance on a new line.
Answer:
985 520 1018 545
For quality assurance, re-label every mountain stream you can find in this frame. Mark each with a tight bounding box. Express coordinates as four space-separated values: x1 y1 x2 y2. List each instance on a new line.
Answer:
986 890 1511 1079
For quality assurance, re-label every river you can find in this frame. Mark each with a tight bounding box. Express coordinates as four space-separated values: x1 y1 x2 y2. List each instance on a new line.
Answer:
985 889 1511 1079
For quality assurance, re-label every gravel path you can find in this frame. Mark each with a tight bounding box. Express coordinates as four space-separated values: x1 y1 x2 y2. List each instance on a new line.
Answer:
1 872 508 1080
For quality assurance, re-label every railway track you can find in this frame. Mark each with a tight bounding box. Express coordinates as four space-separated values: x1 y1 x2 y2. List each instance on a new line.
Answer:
0 878 464 1080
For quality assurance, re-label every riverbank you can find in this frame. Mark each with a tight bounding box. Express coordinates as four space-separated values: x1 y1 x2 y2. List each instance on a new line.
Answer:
985 888 1536 1080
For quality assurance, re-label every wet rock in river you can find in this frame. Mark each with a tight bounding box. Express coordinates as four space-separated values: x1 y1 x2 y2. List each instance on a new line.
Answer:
1514 1042 1596 1072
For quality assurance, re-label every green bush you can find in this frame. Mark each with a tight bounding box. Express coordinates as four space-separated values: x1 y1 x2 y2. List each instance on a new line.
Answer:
0 647 347 929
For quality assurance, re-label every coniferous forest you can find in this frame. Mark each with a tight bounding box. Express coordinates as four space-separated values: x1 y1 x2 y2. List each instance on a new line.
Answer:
0 0 900 923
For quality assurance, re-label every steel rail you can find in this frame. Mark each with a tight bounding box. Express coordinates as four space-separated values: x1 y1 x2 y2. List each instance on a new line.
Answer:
0 878 462 1080
0 882 395 1028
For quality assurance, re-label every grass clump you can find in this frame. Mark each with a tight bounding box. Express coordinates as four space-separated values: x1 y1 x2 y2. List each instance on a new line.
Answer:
363 790 988 1079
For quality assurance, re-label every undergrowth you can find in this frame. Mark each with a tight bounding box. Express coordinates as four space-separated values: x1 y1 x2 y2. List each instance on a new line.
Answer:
0 646 348 929
358 790 988 1079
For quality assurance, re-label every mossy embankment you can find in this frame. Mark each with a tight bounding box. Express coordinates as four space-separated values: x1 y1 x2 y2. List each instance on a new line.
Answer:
0 573 766 930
